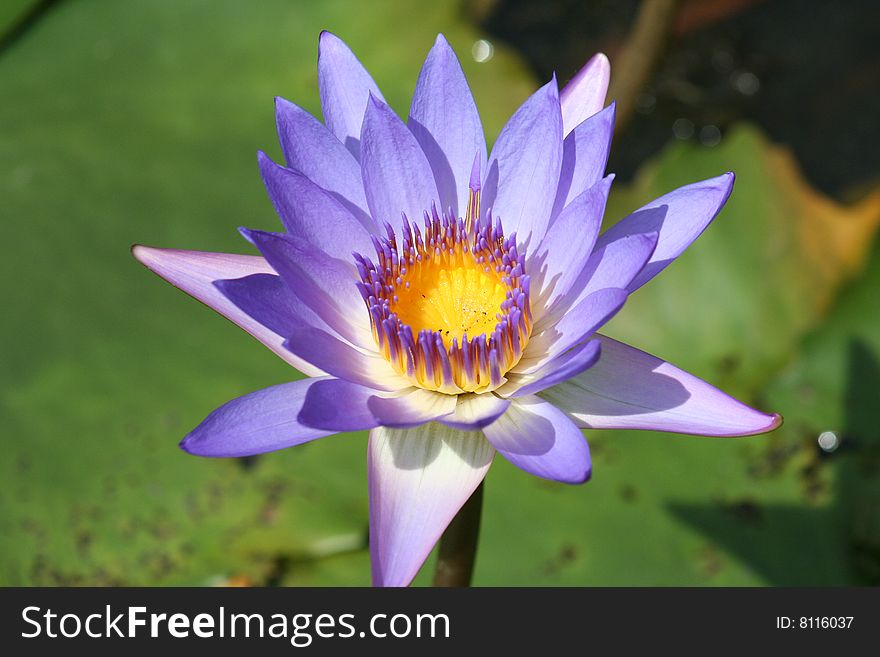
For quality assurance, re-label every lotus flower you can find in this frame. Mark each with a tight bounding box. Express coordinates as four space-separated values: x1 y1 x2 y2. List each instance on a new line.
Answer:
133 32 780 587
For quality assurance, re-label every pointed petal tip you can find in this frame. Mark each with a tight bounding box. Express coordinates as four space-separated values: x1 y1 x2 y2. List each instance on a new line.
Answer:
178 434 196 455
131 244 166 269
469 150 482 192
179 431 218 458
238 225 276 247
716 171 736 204
318 30 339 45
709 170 735 193
130 243 148 262
591 52 610 69
715 410 783 437
546 73 560 98
606 99 617 118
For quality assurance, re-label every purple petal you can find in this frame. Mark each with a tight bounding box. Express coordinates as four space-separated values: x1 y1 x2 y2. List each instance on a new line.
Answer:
409 34 487 217
274 97 371 220
482 396 591 484
181 378 335 457
533 175 613 306
541 335 783 436
482 78 563 246
242 229 373 348
535 232 658 334
258 151 375 257
369 423 494 587
298 378 382 432
499 339 601 398
551 103 615 218
559 52 610 136
361 96 440 226
132 246 323 376
439 393 510 431
368 388 457 428
596 173 735 292
517 287 628 374
284 326 407 392
214 272 334 339
318 31 385 158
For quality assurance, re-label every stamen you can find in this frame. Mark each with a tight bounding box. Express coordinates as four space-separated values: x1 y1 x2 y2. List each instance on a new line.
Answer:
354 188 532 394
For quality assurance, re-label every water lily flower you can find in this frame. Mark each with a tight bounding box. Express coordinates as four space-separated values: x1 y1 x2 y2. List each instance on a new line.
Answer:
134 32 780 587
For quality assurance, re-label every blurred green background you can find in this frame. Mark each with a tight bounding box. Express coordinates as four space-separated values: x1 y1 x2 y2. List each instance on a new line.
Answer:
2 0 878 586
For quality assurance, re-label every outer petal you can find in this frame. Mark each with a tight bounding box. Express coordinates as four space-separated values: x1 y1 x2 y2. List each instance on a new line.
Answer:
258 151 375 257
361 96 440 226
552 103 616 217
132 246 323 376
482 78 563 246
560 53 610 137
532 174 613 307
535 232 658 334
482 396 591 484
540 335 782 436
439 393 510 431
516 287 628 373
317 31 385 158
284 327 408 392
369 423 495 587
181 378 335 457
498 339 601 398
274 97 371 220
409 34 487 216
596 173 735 292
242 229 373 348
368 388 457 428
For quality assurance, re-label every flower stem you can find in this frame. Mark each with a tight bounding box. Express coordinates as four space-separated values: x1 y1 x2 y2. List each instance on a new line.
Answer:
433 481 484 587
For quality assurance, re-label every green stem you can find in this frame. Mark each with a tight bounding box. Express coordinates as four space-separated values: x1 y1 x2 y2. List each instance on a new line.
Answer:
433 481 484 587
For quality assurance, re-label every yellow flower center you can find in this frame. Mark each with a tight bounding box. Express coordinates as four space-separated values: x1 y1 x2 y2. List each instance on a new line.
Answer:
354 188 532 394
391 249 508 342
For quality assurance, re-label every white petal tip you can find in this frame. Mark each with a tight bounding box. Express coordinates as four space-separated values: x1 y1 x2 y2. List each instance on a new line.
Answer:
131 243 159 267
763 412 784 433
591 52 610 68
719 411 783 437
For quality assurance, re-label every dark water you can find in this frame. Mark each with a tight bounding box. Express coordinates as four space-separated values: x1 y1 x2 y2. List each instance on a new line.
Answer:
480 0 880 200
